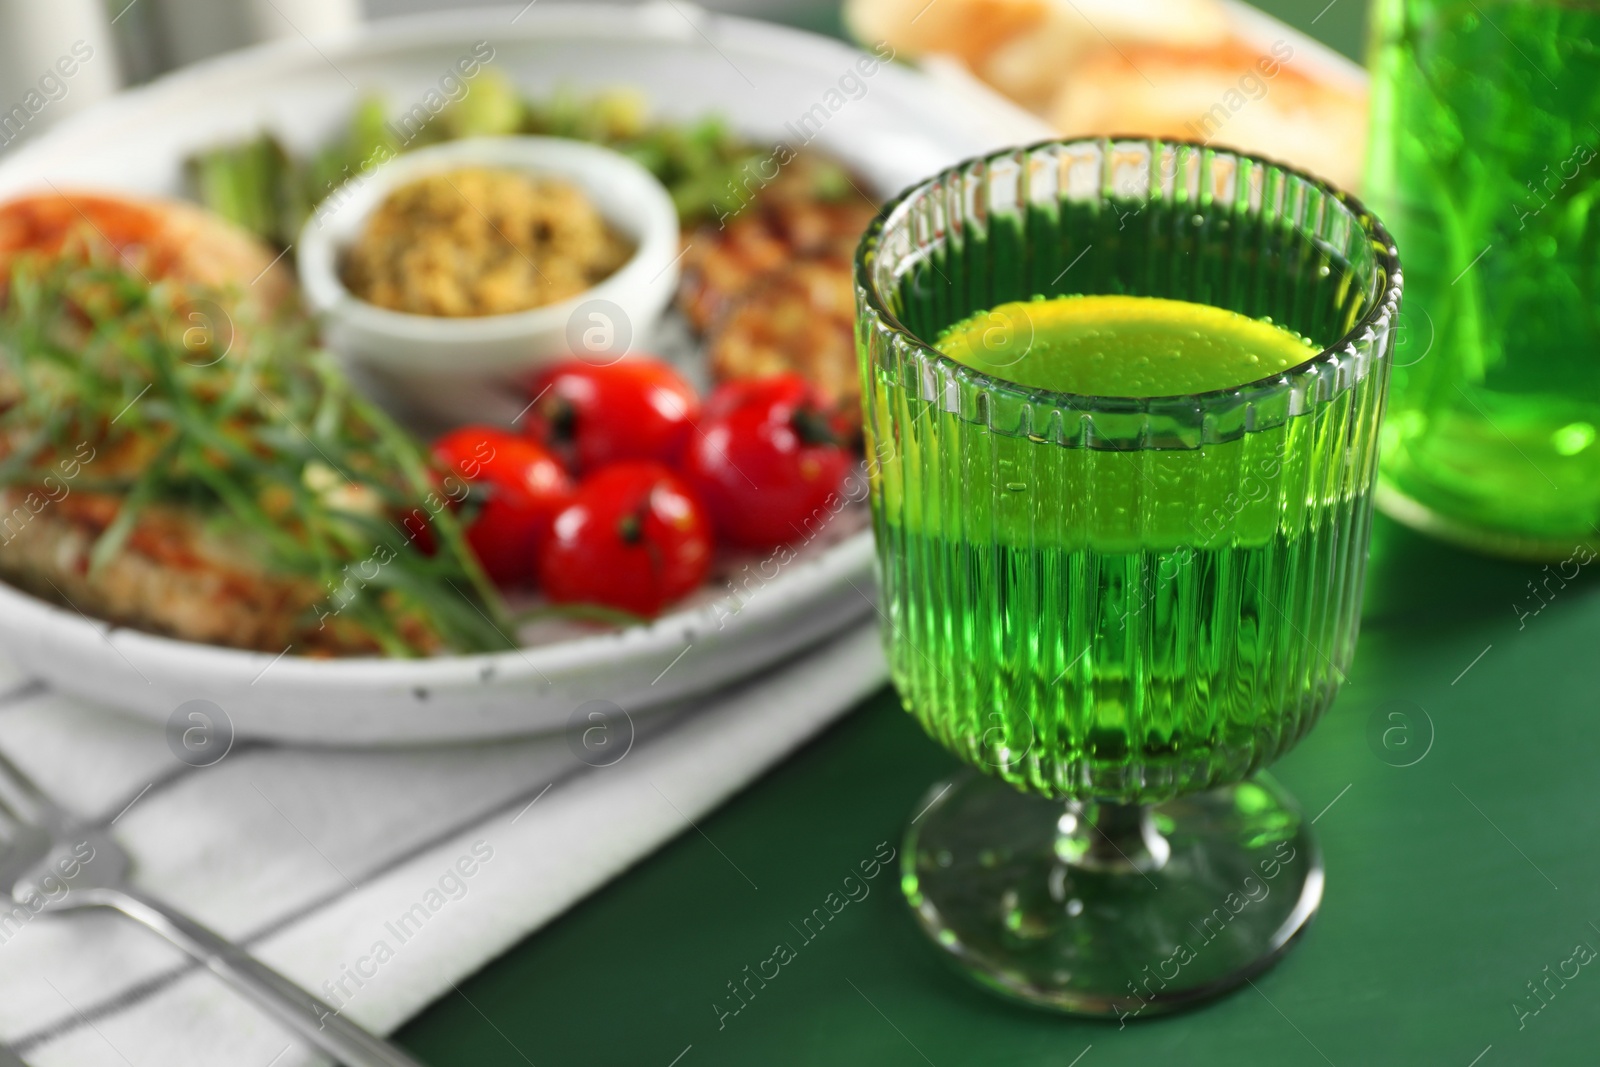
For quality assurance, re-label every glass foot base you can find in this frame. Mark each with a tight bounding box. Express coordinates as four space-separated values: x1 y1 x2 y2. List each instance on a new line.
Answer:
902 770 1322 1019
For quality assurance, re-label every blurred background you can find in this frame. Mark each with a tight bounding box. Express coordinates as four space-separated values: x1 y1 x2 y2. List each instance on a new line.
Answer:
0 0 1366 155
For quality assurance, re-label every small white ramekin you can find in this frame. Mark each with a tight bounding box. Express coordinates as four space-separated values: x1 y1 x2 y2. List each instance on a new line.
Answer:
297 135 680 425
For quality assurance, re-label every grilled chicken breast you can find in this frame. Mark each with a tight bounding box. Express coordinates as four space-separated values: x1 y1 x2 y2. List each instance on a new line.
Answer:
0 490 406 655
0 192 402 656
679 157 877 425
0 191 293 309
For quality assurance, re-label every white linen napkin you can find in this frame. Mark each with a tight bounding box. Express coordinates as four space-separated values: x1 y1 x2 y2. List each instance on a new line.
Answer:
0 620 886 1066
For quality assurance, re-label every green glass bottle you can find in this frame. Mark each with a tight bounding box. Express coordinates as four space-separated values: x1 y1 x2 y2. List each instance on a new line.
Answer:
1367 0 1600 558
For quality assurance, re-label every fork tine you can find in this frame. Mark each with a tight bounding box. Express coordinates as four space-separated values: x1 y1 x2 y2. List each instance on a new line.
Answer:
0 746 64 829
0 754 60 893
0 778 32 832
0 780 46 862
0 745 48 803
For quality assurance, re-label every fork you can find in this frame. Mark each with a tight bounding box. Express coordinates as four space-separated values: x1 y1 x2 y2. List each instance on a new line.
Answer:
0 816 49 1067
0 751 425 1067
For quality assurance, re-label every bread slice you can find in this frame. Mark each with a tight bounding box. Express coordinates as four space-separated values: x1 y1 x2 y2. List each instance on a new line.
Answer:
845 0 1366 191
1046 39 1367 190
843 0 1050 69
976 0 1232 111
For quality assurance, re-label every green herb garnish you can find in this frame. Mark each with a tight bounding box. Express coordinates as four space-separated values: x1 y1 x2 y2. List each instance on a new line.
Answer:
0 249 518 656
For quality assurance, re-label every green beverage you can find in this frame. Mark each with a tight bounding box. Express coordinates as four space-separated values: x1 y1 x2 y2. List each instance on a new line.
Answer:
1367 0 1600 557
935 294 1317 395
870 293 1365 801
856 138 1400 1015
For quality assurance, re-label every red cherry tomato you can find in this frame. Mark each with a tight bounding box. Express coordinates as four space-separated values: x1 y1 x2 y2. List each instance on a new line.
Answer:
683 374 853 550
524 358 699 474
538 462 713 617
430 426 573 587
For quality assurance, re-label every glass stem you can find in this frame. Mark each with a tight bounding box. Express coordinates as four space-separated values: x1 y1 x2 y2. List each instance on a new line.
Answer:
1056 800 1171 874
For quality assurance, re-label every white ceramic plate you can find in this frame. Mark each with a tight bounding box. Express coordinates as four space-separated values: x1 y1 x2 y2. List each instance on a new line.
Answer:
0 3 1017 744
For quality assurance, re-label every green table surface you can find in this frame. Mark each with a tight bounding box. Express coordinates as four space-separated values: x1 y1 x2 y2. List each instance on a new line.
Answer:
398 516 1600 1066
398 5 1600 1065
401 507 1600 1065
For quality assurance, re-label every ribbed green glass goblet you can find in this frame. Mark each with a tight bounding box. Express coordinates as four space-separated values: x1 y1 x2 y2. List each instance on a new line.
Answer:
855 137 1401 1016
